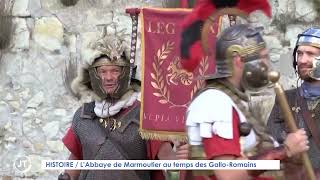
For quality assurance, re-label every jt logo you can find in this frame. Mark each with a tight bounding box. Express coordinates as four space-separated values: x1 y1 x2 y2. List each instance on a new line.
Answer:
14 156 31 172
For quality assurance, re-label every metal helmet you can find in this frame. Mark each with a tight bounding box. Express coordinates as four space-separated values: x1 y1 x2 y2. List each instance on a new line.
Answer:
292 27 320 80
78 28 132 101
206 24 269 91
88 53 130 100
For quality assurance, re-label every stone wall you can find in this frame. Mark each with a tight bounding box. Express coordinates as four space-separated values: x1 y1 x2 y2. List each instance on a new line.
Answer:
0 0 319 179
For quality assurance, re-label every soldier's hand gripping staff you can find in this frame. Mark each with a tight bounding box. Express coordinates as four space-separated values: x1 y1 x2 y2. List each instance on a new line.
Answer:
268 27 320 180
179 1 310 179
185 23 310 180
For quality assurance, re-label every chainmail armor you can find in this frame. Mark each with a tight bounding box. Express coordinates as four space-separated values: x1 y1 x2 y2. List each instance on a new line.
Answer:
72 102 150 180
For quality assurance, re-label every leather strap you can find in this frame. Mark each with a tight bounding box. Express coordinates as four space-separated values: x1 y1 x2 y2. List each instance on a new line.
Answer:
298 95 320 150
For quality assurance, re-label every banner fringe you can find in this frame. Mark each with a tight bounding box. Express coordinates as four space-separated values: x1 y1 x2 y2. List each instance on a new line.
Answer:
139 130 188 142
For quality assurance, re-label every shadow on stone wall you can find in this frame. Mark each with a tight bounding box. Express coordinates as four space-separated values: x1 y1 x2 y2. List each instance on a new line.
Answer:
0 0 14 50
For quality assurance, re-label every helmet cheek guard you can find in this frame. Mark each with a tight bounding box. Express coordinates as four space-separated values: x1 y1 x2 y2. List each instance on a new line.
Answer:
241 59 269 91
89 55 131 100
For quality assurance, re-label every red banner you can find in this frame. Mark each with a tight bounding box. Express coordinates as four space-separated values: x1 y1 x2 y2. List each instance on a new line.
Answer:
140 8 221 141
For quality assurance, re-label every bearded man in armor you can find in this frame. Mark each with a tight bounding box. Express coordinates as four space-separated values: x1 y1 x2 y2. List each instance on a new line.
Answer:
58 30 188 180
185 24 310 180
267 27 320 179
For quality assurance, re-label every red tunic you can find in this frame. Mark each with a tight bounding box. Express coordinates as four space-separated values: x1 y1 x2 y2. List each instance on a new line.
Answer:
147 140 166 180
194 108 273 180
63 127 82 159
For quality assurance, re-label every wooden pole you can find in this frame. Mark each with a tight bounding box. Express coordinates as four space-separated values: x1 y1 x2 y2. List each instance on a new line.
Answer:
268 71 316 180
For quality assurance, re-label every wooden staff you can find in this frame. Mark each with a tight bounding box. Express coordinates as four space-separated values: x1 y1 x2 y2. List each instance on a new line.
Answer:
268 71 316 180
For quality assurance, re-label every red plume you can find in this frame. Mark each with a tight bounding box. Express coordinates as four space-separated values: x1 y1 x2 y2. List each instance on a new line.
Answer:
180 0 271 72
180 41 204 71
